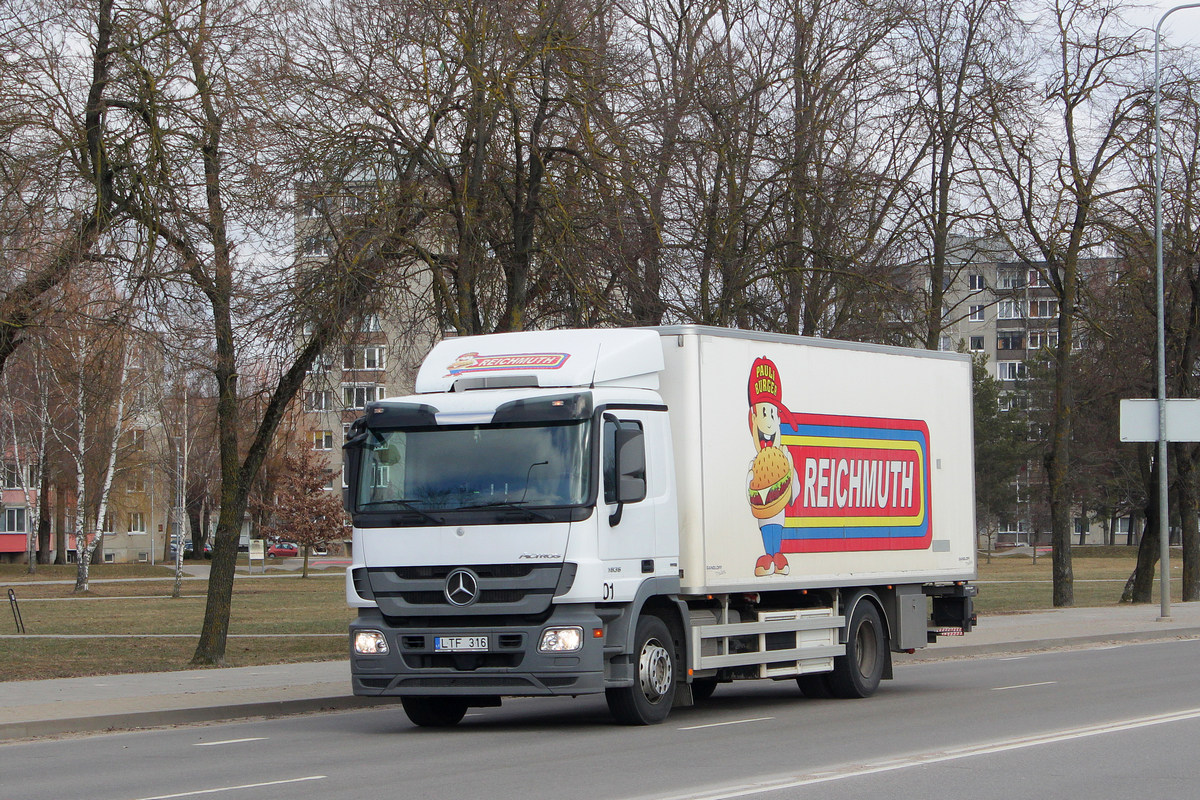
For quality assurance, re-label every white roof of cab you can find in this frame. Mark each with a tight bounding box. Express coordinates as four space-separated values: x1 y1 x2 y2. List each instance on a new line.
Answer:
415 328 663 393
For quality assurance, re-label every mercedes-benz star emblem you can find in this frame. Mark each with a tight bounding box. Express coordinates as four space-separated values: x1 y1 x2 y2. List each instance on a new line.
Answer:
444 569 479 606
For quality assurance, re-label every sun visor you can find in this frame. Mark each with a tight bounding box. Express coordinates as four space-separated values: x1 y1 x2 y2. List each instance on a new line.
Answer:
415 329 663 393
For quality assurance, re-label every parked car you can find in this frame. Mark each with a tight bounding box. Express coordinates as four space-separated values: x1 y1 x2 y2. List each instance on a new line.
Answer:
202 542 213 559
167 540 194 559
312 545 329 556
266 542 299 558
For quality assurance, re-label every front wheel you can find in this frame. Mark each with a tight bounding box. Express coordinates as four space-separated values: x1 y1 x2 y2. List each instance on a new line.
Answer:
401 696 468 728
827 599 886 698
606 615 676 725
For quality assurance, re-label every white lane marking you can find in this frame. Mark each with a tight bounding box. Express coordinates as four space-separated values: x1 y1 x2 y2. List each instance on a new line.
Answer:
679 717 774 731
998 656 1028 661
132 775 325 799
992 681 1057 691
194 737 267 747
644 707 1200 800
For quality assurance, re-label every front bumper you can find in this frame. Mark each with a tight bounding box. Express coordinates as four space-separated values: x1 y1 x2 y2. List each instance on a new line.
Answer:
350 606 607 697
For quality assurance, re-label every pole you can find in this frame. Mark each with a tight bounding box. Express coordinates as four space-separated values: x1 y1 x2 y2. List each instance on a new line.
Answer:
1153 4 1200 620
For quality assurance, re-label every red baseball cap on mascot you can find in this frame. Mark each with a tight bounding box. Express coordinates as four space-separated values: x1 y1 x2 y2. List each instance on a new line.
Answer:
748 357 782 409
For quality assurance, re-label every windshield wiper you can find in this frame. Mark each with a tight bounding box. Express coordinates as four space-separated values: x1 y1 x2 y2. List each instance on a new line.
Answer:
357 499 442 525
460 500 555 521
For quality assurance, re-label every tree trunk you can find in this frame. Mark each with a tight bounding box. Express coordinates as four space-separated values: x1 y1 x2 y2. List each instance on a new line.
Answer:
1129 480 1160 604
1174 442 1199 601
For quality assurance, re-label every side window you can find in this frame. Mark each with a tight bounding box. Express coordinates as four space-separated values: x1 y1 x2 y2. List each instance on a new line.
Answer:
603 417 644 505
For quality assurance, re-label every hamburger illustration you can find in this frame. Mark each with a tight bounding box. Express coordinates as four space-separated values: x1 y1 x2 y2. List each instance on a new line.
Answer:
748 446 792 519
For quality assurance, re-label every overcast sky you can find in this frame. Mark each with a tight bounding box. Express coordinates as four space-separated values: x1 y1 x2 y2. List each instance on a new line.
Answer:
1137 2 1200 47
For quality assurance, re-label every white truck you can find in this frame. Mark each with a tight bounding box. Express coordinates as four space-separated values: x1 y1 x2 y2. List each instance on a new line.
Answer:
344 326 977 726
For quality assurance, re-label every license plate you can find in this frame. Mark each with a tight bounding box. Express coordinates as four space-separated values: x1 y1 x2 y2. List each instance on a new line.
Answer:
434 635 488 652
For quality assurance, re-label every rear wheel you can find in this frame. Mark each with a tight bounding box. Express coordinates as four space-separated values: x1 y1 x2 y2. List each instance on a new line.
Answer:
401 696 469 728
827 599 886 698
606 615 676 725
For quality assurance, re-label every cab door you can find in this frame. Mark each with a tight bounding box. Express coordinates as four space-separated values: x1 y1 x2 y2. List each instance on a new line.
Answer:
597 410 677 585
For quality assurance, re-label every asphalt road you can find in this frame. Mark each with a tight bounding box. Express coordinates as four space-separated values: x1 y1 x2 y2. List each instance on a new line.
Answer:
4 639 1199 800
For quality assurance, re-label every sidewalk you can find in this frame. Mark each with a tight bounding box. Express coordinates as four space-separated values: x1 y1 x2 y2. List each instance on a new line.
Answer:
3 601 1200 741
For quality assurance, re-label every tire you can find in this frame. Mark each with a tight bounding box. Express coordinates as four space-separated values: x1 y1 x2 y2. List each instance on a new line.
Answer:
606 615 676 725
796 673 833 698
401 696 469 728
827 598 886 698
691 677 718 702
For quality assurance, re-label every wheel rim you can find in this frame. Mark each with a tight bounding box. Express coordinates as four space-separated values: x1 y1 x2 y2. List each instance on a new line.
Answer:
639 637 673 702
855 619 879 677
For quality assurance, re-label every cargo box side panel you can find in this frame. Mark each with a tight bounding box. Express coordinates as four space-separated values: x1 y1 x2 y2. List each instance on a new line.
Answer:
658 333 709 591
689 332 975 594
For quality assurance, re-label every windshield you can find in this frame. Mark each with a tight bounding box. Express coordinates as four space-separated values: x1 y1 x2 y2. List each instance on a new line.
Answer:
355 420 591 514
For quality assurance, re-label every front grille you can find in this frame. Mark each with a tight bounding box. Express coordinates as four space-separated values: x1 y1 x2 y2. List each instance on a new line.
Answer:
366 563 568 617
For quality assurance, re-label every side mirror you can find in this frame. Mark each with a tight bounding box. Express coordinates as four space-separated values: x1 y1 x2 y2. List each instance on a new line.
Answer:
610 427 646 526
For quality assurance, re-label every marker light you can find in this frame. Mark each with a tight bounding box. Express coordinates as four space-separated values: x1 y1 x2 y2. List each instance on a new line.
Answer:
538 626 584 653
353 630 389 655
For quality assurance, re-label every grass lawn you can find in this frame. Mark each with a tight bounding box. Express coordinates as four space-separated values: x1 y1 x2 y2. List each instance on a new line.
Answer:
975 545 1180 613
1 563 352 681
0 547 1181 681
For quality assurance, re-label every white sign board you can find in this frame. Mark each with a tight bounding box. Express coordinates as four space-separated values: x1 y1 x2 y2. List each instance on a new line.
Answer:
1119 399 1200 442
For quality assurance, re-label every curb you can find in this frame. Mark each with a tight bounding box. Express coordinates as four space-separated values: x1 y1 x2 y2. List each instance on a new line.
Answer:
0 695 402 742
896 626 1200 662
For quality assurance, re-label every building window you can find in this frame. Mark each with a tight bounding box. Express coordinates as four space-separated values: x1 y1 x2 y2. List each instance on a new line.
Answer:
1028 329 1059 349
343 346 386 371
997 361 1026 381
128 429 145 451
301 196 330 218
126 472 146 493
312 430 334 450
304 390 334 411
969 274 985 291
344 384 384 410
1028 299 1059 319
938 336 953 352
2 462 20 490
969 305 985 322
1028 269 1047 287
997 269 1024 290
301 236 332 257
996 331 1025 350
129 512 146 534
2 507 27 533
323 471 335 491
969 336 985 352
997 299 1023 320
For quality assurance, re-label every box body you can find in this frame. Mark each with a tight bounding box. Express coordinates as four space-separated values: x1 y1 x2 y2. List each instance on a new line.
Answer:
656 326 976 595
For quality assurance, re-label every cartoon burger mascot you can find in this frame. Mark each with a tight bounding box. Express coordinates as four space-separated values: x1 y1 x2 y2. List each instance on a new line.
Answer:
746 357 795 576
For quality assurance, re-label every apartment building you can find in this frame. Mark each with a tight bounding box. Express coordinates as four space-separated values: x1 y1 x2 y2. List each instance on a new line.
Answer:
938 238 1127 546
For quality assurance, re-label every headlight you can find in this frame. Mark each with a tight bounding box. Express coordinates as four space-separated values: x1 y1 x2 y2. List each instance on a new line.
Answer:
353 630 389 655
538 626 583 653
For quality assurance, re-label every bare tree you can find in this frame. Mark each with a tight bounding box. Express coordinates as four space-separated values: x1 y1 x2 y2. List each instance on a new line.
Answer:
0 0 127 378
973 0 1144 606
